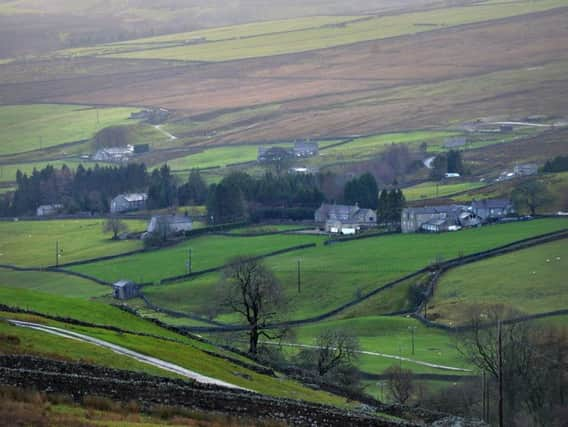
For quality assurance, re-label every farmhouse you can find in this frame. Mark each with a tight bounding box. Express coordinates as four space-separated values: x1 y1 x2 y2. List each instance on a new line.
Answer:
112 280 139 300
258 146 293 162
514 163 538 176
36 204 63 217
471 199 515 222
93 145 134 163
293 141 319 157
315 203 376 233
110 193 148 214
401 205 479 233
146 214 192 237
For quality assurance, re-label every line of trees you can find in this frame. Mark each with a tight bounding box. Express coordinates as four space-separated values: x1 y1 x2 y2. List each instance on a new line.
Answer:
542 155 568 173
431 150 465 180
377 188 406 227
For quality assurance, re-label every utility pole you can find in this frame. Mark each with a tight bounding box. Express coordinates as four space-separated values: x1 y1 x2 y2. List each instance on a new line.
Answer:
55 240 59 267
186 248 192 274
297 259 301 293
497 319 504 427
408 326 416 355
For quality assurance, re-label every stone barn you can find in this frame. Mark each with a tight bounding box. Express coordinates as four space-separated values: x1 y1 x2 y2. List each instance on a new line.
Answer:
112 280 139 300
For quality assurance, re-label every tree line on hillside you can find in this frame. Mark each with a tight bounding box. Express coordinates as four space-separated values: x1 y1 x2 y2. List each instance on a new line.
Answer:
430 150 465 180
542 155 568 173
0 163 405 225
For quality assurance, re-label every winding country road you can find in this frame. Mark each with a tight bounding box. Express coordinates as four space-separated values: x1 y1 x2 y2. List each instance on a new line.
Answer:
7 319 246 390
154 124 178 140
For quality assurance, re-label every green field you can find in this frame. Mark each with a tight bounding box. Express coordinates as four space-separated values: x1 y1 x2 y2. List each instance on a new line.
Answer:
164 140 340 172
289 316 470 375
70 233 324 284
0 104 139 156
429 239 568 324
403 181 486 201
0 315 180 379
142 219 568 322
0 308 351 406
0 219 146 267
319 131 459 162
0 268 110 298
101 0 565 62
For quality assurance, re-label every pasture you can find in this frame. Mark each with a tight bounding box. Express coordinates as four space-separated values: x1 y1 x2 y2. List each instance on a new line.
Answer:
428 239 568 324
0 315 181 379
0 104 139 156
70 233 324 284
288 316 470 375
0 309 351 406
0 219 145 267
403 181 486 201
142 219 568 322
103 0 566 62
0 268 109 298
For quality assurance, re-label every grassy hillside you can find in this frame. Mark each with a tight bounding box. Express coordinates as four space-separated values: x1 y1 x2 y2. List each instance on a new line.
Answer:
289 316 470 375
142 219 568 322
70 233 324 284
429 239 568 324
403 181 486 201
102 0 566 62
0 219 145 267
0 309 351 406
0 268 109 298
0 105 139 156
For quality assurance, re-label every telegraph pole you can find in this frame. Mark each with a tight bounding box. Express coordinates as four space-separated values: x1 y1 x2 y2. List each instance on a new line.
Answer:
408 326 416 355
55 240 59 267
297 259 301 293
186 248 192 274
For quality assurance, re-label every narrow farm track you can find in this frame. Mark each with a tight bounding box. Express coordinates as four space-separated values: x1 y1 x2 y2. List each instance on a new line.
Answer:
7 319 247 391
268 342 471 372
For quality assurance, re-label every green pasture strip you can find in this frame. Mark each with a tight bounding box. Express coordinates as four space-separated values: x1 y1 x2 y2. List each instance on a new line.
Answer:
143 219 568 321
70 233 324 284
290 316 470 374
0 104 139 156
56 16 363 58
0 287 185 341
227 224 311 235
0 267 109 298
319 131 459 161
403 181 486 201
0 219 145 267
336 274 429 319
0 316 181 379
105 0 566 61
429 239 568 325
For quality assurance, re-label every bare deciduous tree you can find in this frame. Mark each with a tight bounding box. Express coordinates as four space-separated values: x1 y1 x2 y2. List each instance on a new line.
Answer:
219 256 287 354
384 365 415 404
313 329 359 377
103 217 128 240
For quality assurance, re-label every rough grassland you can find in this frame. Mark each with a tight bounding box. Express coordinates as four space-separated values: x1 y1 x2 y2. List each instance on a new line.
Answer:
71 233 324 284
0 219 145 267
0 311 351 407
0 287 184 341
0 268 109 298
143 219 568 322
403 181 486 201
429 239 568 324
289 316 470 375
58 16 363 58
106 0 567 62
0 105 139 156
0 316 179 379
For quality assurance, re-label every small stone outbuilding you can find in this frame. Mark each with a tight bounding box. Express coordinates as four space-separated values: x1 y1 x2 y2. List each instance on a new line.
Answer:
112 280 139 300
